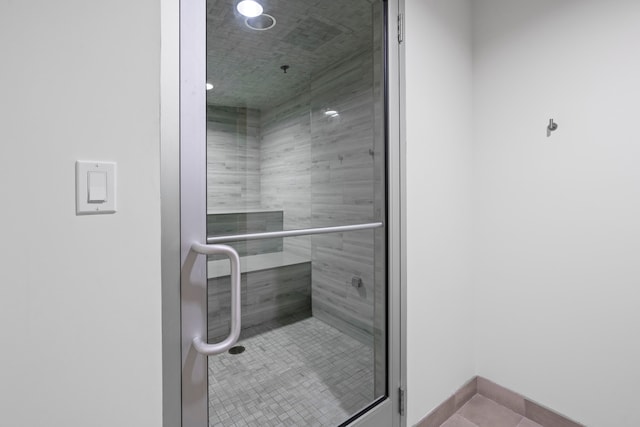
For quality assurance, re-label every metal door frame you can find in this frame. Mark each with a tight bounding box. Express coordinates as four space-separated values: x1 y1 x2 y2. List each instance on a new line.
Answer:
160 0 407 425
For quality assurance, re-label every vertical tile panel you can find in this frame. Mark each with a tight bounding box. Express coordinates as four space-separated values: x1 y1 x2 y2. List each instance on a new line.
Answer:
310 50 378 346
206 106 261 212
260 93 313 258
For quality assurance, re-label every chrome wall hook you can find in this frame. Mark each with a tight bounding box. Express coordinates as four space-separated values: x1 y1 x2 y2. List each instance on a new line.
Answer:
547 119 558 137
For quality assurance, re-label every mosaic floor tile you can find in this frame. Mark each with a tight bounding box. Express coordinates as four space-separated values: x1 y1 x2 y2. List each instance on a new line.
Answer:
208 315 375 426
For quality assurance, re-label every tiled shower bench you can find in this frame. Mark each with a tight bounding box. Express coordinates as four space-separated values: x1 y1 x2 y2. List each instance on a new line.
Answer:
206 251 312 342
205 210 311 342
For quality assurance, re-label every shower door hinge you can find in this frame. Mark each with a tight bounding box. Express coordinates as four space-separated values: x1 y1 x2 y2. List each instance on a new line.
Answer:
397 13 404 44
398 387 406 416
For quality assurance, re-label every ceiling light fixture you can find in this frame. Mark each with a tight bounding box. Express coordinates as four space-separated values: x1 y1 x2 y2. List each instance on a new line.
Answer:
237 0 263 18
245 13 276 31
324 110 338 116
206 82 214 91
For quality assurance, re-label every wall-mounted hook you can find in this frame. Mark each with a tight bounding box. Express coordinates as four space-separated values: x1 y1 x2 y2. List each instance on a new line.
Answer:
352 276 363 289
547 119 558 137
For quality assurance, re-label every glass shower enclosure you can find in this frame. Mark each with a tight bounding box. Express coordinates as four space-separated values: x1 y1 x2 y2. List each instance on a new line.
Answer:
179 0 398 426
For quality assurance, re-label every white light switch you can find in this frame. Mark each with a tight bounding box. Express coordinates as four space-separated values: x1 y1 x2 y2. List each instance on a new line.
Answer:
88 171 107 202
76 161 117 215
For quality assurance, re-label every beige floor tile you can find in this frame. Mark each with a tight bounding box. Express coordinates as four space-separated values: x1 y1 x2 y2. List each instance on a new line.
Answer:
441 414 479 427
517 418 544 427
457 395 523 427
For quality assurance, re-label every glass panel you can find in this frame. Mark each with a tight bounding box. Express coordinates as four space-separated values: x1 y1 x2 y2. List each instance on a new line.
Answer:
206 233 386 426
205 0 386 425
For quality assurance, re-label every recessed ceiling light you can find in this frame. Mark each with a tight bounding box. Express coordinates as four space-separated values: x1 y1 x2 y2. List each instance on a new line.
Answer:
206 82 214 91
245 13 276 31
324 110 338 116
237 0 263 18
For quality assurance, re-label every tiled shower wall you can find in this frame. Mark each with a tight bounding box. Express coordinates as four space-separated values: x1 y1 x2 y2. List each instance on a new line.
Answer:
309 52 379 344
260 92 312 258
206 50 383 350
260 50 383 346
206 105 261 212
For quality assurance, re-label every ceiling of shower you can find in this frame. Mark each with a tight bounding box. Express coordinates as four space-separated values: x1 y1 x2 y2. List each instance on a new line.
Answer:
206 0 376 110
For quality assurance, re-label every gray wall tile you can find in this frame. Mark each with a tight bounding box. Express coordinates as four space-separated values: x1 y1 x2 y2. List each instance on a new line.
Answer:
206 50 384 354
208 262 312 342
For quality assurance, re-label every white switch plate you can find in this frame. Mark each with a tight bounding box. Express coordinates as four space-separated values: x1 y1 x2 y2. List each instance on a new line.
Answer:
76 161 117 215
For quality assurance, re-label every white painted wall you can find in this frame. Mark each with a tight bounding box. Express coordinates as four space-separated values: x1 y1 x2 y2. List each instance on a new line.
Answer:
0 1 162 426
404 0 475 424
473 1 640 425
6 0 636 426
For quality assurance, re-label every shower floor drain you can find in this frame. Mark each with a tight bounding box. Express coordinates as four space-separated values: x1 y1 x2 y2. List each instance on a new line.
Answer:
228 345 245 355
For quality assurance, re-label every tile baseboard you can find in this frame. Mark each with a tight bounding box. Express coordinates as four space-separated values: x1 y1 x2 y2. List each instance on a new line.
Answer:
415 376 585 427
414 377 478 427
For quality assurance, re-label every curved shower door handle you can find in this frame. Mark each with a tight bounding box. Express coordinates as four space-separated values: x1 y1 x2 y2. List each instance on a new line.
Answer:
190 242 241 355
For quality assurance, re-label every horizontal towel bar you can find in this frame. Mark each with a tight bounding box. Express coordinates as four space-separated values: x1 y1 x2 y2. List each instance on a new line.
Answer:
206 222 384 244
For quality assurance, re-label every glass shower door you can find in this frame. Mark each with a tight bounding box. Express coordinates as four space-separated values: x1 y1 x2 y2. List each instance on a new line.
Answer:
180 0 398 426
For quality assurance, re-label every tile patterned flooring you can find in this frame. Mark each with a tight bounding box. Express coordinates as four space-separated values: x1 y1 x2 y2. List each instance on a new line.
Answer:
441 395 543 427
207 314 375 427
